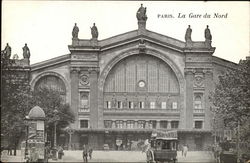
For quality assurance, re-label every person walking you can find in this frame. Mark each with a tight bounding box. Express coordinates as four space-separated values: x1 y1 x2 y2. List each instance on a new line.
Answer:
183 144 188 157
88 147 93 160
82 145 88 163
58 145 64 160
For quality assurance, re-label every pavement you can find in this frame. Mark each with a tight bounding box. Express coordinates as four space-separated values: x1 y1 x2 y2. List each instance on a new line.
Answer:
1 150 216 162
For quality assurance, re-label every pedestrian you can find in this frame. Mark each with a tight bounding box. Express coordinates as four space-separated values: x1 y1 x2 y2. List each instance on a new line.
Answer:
82 145 88 163
58 145 64 160
183 144 188 157
88 147 93 160
181 144 184 156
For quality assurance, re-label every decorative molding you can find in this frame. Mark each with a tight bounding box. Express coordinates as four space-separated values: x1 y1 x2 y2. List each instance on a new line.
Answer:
79 74 89 86
194 73 205 88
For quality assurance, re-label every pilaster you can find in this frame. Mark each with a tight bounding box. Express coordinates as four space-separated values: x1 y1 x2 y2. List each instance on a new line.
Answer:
70 68 80 128
204 69 213 129
89 68 99 129
184 68 195 129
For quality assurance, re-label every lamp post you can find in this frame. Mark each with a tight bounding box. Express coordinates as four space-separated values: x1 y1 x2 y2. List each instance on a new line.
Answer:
65 126 75 150
24 115 30 161
52 109 59 160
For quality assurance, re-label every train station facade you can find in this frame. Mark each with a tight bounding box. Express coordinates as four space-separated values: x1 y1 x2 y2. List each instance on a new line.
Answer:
29 7 237 151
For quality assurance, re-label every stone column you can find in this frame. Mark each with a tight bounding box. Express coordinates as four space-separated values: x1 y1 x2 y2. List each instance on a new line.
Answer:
145 121 149 129
204 69 213 129
89 68 99 129
167 120 172 129
70 68 79 128
135 121 138 129
112 121 116 129
184 68 194 129
123 121 127 129
156 120 160 129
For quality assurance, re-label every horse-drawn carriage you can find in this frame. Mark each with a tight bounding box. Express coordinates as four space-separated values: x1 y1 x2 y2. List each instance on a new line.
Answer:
146 130 178 163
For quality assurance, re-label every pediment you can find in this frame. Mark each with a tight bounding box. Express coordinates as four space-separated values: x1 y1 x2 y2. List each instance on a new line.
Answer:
68 29 186 53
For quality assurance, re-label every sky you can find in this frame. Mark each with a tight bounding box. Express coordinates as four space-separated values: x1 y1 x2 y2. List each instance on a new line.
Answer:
2 1 249 64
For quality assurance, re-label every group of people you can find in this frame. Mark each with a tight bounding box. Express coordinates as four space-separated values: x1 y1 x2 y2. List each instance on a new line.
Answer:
82 145 93 163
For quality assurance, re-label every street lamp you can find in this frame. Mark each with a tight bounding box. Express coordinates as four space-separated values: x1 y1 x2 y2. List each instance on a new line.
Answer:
24 115 30 161
52 109 59 160
65 126 75 150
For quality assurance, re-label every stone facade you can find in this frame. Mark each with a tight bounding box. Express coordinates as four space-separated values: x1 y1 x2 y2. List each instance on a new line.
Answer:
30 11 238 151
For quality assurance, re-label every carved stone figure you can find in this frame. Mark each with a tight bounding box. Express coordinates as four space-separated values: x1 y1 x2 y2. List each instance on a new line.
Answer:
185 25 192 42
22 43 30 59
136 4 147 21
12 54 19 60
4 43 11 59
91 23 98 39
205 25 212 41
72 23 79 39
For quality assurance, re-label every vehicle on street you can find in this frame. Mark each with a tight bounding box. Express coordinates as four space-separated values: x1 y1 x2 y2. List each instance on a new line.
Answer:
146 130 178 163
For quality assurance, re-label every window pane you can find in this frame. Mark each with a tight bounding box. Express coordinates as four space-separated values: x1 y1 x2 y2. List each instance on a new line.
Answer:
160 121 168 128
171 121 179 129
172 102 177 109
161 102 167 109
194 121 203 129
104 120 112 128
150 102 155 109
80 120 88 128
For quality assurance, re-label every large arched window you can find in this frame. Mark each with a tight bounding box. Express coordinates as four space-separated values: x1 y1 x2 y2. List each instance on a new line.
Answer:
34 75 66 102
103 54 180 110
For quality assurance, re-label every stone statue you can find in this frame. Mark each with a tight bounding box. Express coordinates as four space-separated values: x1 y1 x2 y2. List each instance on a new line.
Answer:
205 25 212 41
22 43 30 59
4 43 11 59
72 23 79 39
90 23 98 39
185 25 192 42
136 4 147 21
12 54 19 60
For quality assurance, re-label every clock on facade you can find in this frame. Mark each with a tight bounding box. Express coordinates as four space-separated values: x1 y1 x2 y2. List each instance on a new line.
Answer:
138 81 146 88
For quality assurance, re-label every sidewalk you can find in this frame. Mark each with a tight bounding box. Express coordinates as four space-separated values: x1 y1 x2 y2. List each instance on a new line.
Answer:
1 150 216 163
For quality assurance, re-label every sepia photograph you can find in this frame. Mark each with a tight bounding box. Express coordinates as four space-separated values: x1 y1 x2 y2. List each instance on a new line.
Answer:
1 1 250 163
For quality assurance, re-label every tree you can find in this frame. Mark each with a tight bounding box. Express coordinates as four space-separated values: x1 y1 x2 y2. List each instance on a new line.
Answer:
1 50 31 155
1 49 75 153
29 87 75 145
210 58 250 141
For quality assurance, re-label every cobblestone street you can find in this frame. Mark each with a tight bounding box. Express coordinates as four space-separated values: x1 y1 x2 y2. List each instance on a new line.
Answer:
1 150 215 162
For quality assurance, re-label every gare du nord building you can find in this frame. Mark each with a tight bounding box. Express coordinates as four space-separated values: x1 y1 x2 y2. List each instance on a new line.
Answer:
29 6 237 151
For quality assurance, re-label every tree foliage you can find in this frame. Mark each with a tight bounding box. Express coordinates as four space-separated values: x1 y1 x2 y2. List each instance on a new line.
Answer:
210 58 250 141
1 50 75 149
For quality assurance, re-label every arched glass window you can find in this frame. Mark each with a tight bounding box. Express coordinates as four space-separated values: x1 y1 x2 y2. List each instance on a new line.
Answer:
34 75 66 102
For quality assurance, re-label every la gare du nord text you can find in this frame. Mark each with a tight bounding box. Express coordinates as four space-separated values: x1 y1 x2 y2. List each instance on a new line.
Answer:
157 13 228 18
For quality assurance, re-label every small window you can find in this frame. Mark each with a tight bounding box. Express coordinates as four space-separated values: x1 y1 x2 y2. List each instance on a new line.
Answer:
160 121 168 128
106 101 111 109
150 102 155 109
161 102 167 109
80 92 89 108
194 95 202 109
194 121 203 129
127 120 134 129
172 102 178 109
138 121 145 129
116 120 123 128
129 101 134 109
104 120 112 128
149 120 157 129
139 101 145 109
171 121 179 129
80 120 88 128
118 101 122 109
